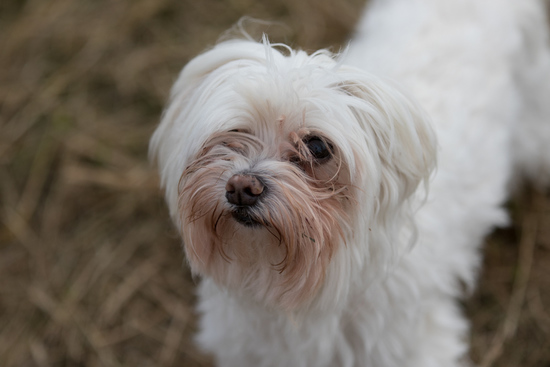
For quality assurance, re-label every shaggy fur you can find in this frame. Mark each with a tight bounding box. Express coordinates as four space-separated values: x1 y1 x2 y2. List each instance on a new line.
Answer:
150 0 550 366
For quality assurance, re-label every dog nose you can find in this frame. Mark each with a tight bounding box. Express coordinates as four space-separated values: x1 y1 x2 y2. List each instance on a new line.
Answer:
225 174 264 206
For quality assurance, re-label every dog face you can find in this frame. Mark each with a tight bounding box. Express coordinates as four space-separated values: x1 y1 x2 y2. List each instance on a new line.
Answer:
178 123 353 310
151 39 436 310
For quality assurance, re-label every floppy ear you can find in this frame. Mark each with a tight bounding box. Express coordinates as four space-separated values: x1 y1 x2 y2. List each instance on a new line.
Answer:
151 39 268 163
149 40 273 221
336 74 437 220
169 41 270 100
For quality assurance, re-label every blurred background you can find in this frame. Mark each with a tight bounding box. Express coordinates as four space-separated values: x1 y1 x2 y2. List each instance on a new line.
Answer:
1 0 549 366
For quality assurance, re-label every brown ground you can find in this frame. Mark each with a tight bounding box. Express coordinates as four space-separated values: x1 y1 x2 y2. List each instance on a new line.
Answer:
1 0 549 366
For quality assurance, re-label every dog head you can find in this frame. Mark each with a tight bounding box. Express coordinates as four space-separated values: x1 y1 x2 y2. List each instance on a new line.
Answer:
150 39 436 310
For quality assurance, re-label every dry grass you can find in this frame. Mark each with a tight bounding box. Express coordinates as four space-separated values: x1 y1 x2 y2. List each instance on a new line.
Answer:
1 0 549 366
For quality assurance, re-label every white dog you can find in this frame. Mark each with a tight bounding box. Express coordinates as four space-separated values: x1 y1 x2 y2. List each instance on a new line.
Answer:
150 0 550 366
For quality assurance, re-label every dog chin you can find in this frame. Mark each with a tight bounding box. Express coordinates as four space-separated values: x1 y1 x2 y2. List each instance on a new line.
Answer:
230 208 262 227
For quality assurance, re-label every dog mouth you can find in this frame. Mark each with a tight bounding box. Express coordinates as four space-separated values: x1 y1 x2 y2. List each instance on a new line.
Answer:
231 207 262 227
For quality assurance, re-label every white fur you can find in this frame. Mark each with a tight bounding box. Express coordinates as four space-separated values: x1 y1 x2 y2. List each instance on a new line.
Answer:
150 1 550 366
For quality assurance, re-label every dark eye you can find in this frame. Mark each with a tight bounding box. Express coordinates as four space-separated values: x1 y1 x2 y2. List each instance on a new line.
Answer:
304 136 332 161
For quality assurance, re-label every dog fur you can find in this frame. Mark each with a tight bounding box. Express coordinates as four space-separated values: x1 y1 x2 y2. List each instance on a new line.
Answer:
150 0 550 366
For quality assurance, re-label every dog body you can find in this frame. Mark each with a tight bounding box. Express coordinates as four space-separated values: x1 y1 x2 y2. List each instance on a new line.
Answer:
151 1 550 366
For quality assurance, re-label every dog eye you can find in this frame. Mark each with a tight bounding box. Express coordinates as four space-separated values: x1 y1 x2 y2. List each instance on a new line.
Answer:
304 136 332 161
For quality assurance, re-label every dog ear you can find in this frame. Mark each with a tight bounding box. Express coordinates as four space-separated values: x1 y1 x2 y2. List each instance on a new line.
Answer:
150 39 272 163
150 40 271 222
170 41 269 100
336 76 437 216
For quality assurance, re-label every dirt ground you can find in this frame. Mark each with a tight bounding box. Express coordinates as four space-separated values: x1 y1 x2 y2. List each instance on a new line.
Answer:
1 0 549 366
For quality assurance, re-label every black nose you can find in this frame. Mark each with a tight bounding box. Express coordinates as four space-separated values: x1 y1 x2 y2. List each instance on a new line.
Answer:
225 174 265 206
